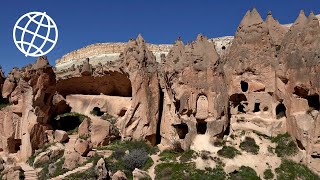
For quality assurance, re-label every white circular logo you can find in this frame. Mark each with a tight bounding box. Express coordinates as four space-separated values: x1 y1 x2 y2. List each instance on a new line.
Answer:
13 12 58 57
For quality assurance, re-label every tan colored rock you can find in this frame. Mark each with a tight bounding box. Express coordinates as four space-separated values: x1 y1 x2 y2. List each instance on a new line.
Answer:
90 119 111 146
112 170 127 180
54 130 69 143
95 158 108 180
132 168 150 180
80 58 92 76
45 130 54 143
74 139 90 156
78 118 90 137
63 152 81 170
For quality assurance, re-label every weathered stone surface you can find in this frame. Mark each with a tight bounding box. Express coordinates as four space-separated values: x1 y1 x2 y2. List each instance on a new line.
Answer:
159 34 228 149
63 151 81 170
132 168 150 180
54 130 69 143
112 170 127 180
74 139 90 156
95 158 109 180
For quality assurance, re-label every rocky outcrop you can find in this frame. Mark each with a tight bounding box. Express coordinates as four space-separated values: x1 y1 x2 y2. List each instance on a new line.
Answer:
159 34 228 149
0 8 319 176
278 10 320 173
0 56 56 161
117 35 161 145
224 9 286 136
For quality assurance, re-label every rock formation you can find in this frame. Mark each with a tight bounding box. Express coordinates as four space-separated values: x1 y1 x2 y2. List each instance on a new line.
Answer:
159 34 228 149
0 8 319 178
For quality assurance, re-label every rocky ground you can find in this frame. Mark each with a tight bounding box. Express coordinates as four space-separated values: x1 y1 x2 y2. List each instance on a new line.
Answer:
0 112 318 180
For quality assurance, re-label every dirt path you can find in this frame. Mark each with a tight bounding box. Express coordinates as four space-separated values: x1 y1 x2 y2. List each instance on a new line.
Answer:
18 163 38 180
148 152 161 180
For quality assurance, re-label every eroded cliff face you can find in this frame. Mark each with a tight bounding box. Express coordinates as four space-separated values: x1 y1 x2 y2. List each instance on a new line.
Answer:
159 35 228 149
278 11 320 172
224 9 285 137
0 57 56 161
0 8 319 175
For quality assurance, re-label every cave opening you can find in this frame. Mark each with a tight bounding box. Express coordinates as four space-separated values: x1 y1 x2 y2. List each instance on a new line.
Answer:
296 139 305 150
238 104 246 113
174 99 181 113
196 121 207 134
91 107 104 116
229 93 247 108
7 138 21 153
276 103 286 119
307 94 320 111
119 109 127 117
173 123 189 139
56 72 132 97
51 114 83 133
241 81 249 92
253 102 260 112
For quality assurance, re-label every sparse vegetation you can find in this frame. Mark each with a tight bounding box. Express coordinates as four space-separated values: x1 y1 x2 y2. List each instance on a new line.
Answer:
102 140 157 179
98 140 158 155
27 142 56 166
263 169 274 180
38 155 65 179
228 166 261 180
159 149 195 162
217 146 241 159
64 167 97 180
123 148 149 171
0 102 12 110
159 150 179 162
200 151 210 160
271 133 298 157
267 145 274 154
155 162 226 180
213 138 226 147
275 159 319 180
240 137 259 155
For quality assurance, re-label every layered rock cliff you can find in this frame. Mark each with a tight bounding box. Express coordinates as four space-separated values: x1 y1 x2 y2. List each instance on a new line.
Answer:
0 8 319 178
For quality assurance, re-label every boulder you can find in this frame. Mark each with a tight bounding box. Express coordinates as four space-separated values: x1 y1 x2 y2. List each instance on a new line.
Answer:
63 152 80 170
95 158 109 180
112 170 127 180
74 139 90 156
132 168 150 180
54 130 69 143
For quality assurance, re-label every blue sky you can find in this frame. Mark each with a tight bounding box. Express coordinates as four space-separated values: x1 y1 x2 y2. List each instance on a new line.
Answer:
0 0 319 74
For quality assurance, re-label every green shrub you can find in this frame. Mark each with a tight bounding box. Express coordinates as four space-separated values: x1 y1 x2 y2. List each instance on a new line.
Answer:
123 148 149 171
142 157 154 171
275 159 319 180
179 150 195 163
0 102 12 110
51 158 68 177
267 145 274 154
155 162 226 180
217 146 241 159
263 169 274 179
213 139 226 147
102 140 157 155
37 154 65 179
240 137 259 155
271 133 298 157
159 150 179 161
228 166 261 180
